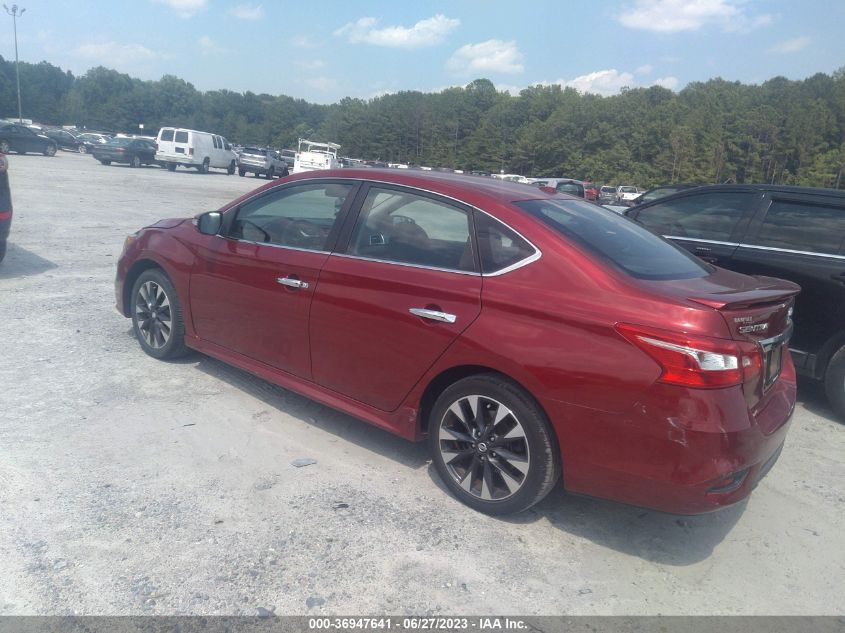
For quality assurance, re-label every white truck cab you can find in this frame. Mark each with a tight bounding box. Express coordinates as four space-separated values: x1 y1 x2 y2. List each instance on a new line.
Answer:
155 127 238 174
293 138 341 173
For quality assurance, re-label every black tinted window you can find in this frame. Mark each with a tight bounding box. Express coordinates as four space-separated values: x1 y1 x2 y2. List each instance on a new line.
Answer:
517 198 709 280
753 200 845 255
230 183 352 250
635 192 751 241
348 187 474 272
556 182 584 197
160 129 174 142
474 212 535 274
174 131 189 143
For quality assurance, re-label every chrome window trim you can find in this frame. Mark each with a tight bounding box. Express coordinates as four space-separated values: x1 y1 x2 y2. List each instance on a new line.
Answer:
330 252 480 277
222 236 330 255
735 243 845 261
226 176 543 277
664 236 740 247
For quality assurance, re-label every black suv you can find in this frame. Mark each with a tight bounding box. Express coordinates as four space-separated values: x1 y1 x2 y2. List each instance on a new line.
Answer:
626 184 845 416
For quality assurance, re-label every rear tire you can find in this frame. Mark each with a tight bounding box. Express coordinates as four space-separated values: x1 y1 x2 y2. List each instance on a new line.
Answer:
131 155 141 168
130 268 188 360
200 158 210 174
0 140 9 153
44 143 57 157
823 345 845 419
238 168 246 177
78 144 87 154
0 240 6 263
100 159 111 165
428 373 561 515
266 167 275 180
167 163 177 171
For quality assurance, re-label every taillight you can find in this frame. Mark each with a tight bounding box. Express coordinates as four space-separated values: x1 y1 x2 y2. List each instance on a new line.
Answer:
189 148 194 156
616 324 760 389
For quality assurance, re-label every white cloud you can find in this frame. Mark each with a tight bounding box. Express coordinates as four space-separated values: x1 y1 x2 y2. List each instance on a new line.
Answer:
563 69 635 96
635 64 654 75
618 0 771 33
198 35 214 49
291 35 317 49
296 60 326 70
334 14 459 48
230 4 264 20
151 0 207 18
651 76 679 89
74 41 161 65
768 36 811 54
447 40 524 75
305 77 336 91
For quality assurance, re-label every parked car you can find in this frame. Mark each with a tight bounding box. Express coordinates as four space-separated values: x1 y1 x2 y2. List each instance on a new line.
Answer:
632 184 703 206
0 123 57 156
77 132 112 154
238 147 289 179
44 128 85 153
616 185 641 205
279 149 296 172
116 169 798 516
598 186 618 204
583 181 599 201
626 184 845 416
155 127 238 174
293 138 341 173
92 137 158 167
0 153 11 262
531 178 587 198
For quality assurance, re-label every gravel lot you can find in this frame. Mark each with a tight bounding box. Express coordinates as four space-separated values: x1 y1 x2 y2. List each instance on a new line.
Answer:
0 152 843 616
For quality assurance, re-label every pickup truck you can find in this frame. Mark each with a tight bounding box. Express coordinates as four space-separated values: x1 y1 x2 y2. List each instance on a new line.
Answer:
238 147 289 179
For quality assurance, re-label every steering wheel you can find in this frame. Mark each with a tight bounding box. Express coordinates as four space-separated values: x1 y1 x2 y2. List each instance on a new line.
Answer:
282 219 326 247
239 220 271 243
391 214 417 225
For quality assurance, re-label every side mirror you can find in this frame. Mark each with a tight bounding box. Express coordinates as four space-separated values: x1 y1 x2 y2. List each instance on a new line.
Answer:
197 211 223 235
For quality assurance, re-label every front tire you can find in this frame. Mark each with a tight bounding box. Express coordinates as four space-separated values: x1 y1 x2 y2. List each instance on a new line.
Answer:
238 168 246 177
0 239 6 263
266 167 275 180
78 144 87 154
824 345 845 419
227 160 236 175
130 269 188 360
131 155 141 168
44 143 57 157
99 159 111 165
0 140 9 153
428 374 560 515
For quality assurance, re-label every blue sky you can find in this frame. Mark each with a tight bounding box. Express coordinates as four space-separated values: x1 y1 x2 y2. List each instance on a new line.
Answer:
4 0 844 103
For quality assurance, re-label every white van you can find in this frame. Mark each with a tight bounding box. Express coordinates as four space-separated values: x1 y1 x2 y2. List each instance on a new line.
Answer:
155 127 238 174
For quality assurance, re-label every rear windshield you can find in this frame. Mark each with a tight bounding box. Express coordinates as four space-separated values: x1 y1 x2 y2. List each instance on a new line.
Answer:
242 147 265 155
108 138 133 146
515 198 709 280
619 186 637 193
174 131 189 143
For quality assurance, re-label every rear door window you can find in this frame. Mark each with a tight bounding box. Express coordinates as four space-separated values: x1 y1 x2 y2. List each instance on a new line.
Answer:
634 192 753 241
751 200 845 255
174 131 189 143
160 129 174 142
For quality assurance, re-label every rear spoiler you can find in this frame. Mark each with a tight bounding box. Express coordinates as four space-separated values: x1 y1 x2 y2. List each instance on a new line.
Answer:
688 284 800 311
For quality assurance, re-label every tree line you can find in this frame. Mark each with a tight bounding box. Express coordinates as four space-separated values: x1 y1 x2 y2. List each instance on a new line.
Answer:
1 56 843 189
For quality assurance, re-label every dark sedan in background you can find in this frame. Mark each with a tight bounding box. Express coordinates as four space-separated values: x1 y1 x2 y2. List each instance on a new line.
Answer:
92 138 158 167
0 153 11 262
0 123 57 156
44 128 85 153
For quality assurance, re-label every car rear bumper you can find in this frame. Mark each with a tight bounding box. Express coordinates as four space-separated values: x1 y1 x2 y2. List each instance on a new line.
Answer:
549 364 796 515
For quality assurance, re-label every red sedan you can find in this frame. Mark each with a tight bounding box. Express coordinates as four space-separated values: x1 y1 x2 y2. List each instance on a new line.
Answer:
116 169 798 515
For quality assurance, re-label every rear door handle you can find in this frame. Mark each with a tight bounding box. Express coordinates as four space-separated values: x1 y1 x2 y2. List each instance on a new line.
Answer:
409 308 457 324
276 277 309 289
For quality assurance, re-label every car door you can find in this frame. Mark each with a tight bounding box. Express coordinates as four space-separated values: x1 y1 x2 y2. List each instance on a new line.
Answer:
728 194 845 372
628 190 760 266
189 180 359 378
309 183 482 411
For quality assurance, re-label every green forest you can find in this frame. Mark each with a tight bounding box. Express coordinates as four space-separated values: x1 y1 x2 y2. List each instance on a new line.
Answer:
1 56 844 189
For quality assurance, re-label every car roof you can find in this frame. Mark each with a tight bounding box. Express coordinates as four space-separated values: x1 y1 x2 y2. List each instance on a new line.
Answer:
646 183 845 200
286 168 559 204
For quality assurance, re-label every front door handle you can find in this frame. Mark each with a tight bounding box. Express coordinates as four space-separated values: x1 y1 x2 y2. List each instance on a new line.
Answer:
409 308 457 324
276 276 309 289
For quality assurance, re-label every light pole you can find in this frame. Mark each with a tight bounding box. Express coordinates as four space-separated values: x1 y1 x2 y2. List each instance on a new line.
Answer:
3 4 25 123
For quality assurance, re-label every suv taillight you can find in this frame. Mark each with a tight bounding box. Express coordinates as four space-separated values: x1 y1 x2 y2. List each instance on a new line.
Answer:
616 324 761 389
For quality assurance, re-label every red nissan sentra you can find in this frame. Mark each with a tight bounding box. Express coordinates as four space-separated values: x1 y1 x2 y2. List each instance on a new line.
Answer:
116 169 799 515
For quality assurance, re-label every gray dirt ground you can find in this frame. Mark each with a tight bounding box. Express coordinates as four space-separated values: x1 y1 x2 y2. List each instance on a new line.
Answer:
0 152 843 616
